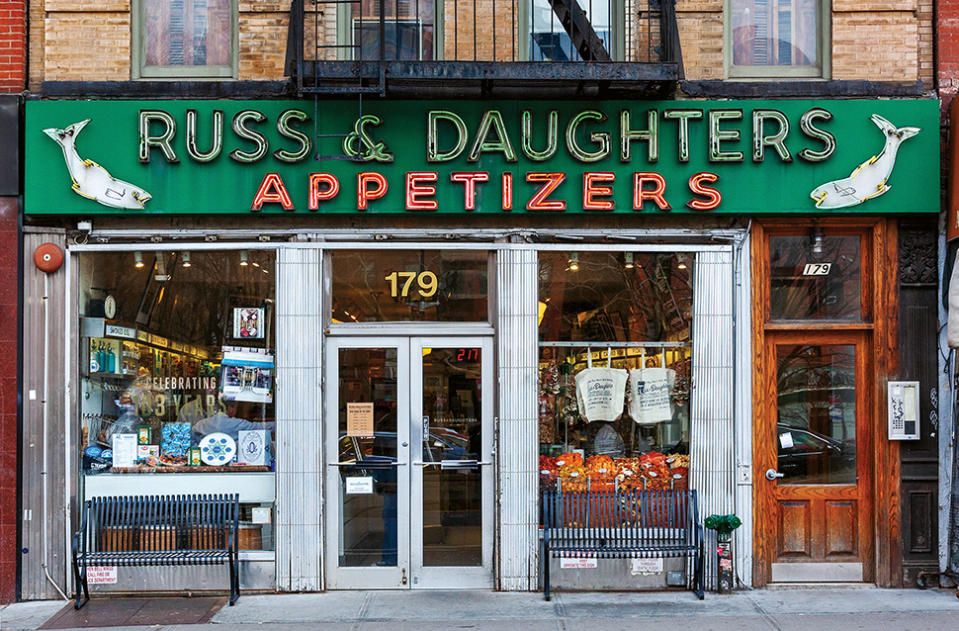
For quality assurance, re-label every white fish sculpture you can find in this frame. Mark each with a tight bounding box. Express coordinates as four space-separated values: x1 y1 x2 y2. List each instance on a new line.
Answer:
810 114 919 210
43 119 151 210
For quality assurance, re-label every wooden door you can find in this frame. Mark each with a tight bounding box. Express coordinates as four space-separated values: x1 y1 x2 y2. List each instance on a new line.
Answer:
757 331 874 582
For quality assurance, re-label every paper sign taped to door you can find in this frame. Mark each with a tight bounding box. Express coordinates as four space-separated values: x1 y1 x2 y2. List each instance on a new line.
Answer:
778 432 794 449
347 402 374 437
345 476 374 495
87 566 118 584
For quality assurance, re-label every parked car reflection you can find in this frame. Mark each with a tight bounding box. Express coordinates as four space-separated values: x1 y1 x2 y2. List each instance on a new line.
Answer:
777 423 856 484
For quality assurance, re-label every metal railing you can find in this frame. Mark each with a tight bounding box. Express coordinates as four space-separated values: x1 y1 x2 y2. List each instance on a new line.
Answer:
285 0 682 93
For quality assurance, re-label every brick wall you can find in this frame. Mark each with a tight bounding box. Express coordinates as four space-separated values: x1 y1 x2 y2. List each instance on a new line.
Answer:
29 0 935 83
0 0 25 91
941 0 959 113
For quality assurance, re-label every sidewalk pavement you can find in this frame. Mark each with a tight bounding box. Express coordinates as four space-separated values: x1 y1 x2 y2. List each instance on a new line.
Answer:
2 586 958 631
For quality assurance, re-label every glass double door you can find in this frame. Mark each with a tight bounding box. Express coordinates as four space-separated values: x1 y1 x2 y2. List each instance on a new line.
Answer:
325 337 494 589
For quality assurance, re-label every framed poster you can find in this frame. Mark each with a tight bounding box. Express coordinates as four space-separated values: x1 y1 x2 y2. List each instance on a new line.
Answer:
233 307 264 339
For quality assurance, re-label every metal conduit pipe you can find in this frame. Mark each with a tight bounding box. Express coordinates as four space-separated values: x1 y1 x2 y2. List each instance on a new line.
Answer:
41 273 69 601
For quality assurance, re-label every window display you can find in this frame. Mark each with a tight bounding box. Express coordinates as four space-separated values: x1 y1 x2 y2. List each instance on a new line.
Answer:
538 251 693 496
78 249 276 549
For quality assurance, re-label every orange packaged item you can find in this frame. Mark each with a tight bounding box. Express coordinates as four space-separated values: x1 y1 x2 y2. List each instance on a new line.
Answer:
555 451 584 468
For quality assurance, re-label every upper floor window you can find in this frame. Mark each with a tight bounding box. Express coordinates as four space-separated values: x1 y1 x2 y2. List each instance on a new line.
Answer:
728 0 828 78
530 0 615 61
134 0 237 79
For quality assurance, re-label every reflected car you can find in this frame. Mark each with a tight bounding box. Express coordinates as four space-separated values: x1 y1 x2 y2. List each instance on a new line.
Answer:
338 429 472 467
776 423 856 482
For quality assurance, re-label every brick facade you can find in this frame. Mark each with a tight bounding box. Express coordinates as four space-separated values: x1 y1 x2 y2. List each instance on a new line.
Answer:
27 0 934 83
0 0 25 90
0 0 21 607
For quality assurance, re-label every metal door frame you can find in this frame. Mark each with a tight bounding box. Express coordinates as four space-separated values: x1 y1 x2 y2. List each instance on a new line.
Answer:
409 336 495 588
325 336 411 589
325 335 494 589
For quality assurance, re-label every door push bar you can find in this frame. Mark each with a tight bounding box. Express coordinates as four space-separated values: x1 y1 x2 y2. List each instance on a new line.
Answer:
412 460 493 469
329 461 407 469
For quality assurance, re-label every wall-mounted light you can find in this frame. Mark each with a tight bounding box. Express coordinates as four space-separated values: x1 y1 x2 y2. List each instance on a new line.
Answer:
623 252 635 270
181 251 191 268
567 252 580 272
134 251 144 269
677 254 688 270
811 228 824 257
240 250 249 266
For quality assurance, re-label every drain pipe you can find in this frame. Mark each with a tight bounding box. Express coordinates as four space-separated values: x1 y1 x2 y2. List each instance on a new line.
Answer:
36 249 69 600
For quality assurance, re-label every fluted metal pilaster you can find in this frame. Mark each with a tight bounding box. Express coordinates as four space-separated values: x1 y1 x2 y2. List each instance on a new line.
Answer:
690 249 736 591
496 248 540 591
275 246 324 591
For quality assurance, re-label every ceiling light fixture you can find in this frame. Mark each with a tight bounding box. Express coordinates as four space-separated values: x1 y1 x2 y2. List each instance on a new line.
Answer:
240 250 249 266
567 252 580 272
623 252 635 270
181 251 191 268
134 251 144 269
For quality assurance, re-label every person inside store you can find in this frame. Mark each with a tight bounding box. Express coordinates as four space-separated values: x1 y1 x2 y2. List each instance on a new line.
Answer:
192 399 275 444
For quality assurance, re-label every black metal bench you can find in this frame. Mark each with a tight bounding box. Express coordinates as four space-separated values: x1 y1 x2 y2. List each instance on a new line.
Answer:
71 494 240 609
542 488 705 600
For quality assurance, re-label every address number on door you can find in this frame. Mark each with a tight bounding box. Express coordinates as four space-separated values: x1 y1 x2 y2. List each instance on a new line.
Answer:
385 271 438 298
802 263 832 276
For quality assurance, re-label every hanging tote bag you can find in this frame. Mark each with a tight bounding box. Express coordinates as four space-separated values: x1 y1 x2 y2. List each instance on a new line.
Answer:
628 367 676 425
574 351 628 423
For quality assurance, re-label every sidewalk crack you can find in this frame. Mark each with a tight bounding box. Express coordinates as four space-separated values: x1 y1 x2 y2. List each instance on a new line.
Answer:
746 593 783 631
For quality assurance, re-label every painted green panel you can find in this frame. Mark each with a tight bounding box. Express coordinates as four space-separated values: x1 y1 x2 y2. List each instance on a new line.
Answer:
25 99 940 215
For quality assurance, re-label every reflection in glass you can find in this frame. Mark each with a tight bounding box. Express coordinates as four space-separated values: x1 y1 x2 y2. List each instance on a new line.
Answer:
144 0 232 67
730 0 819 68
338 348 399 566
538 251 693 342
351 0 434 60
769 235 861 320
530 0 611 61
776 345 856 484
421 348 482 566
331 250 488 323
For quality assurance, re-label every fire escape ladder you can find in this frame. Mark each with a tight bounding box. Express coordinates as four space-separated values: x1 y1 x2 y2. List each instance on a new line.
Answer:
545 0 612 62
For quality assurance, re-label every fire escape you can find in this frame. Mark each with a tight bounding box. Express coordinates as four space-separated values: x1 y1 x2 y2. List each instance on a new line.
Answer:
285 0 683 99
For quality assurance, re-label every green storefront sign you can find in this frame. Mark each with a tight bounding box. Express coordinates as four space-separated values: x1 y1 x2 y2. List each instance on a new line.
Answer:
25 99 940 215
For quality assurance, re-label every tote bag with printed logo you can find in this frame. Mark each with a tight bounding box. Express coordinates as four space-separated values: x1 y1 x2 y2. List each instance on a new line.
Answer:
574 353 628 423
628 367 676 425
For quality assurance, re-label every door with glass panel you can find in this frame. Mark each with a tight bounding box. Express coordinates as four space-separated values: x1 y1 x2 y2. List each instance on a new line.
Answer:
757 331 874 582
325 337 493 589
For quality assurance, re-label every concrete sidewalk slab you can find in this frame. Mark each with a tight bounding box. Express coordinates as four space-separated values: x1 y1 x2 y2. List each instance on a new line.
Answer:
0 600 69 631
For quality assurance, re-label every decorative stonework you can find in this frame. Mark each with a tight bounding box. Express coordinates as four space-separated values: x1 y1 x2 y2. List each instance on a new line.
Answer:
899 228 937 284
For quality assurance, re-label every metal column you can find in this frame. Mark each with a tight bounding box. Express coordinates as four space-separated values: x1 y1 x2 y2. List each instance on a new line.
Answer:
496 248 539 591
690 248 736 591
275 246 324 591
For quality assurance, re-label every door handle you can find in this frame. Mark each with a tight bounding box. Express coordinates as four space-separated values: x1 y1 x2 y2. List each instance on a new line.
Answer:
329 461 406 469
765 468 785 481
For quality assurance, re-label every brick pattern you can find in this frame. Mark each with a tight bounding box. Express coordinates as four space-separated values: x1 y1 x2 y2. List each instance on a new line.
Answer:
0 0 25 91
0 197 17 605
29 1 935 83
442 0 517 61
44 12 130 81
832 13 918 81
940 1 959 114
677 11 723 80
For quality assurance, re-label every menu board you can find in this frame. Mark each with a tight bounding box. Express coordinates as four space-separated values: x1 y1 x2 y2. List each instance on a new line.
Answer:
347 402 374 437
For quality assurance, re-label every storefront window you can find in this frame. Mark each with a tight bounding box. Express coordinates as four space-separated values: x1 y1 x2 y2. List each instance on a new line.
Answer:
330 250 488 323
538 251 692 496
769 234 861 321
78 249 276 550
